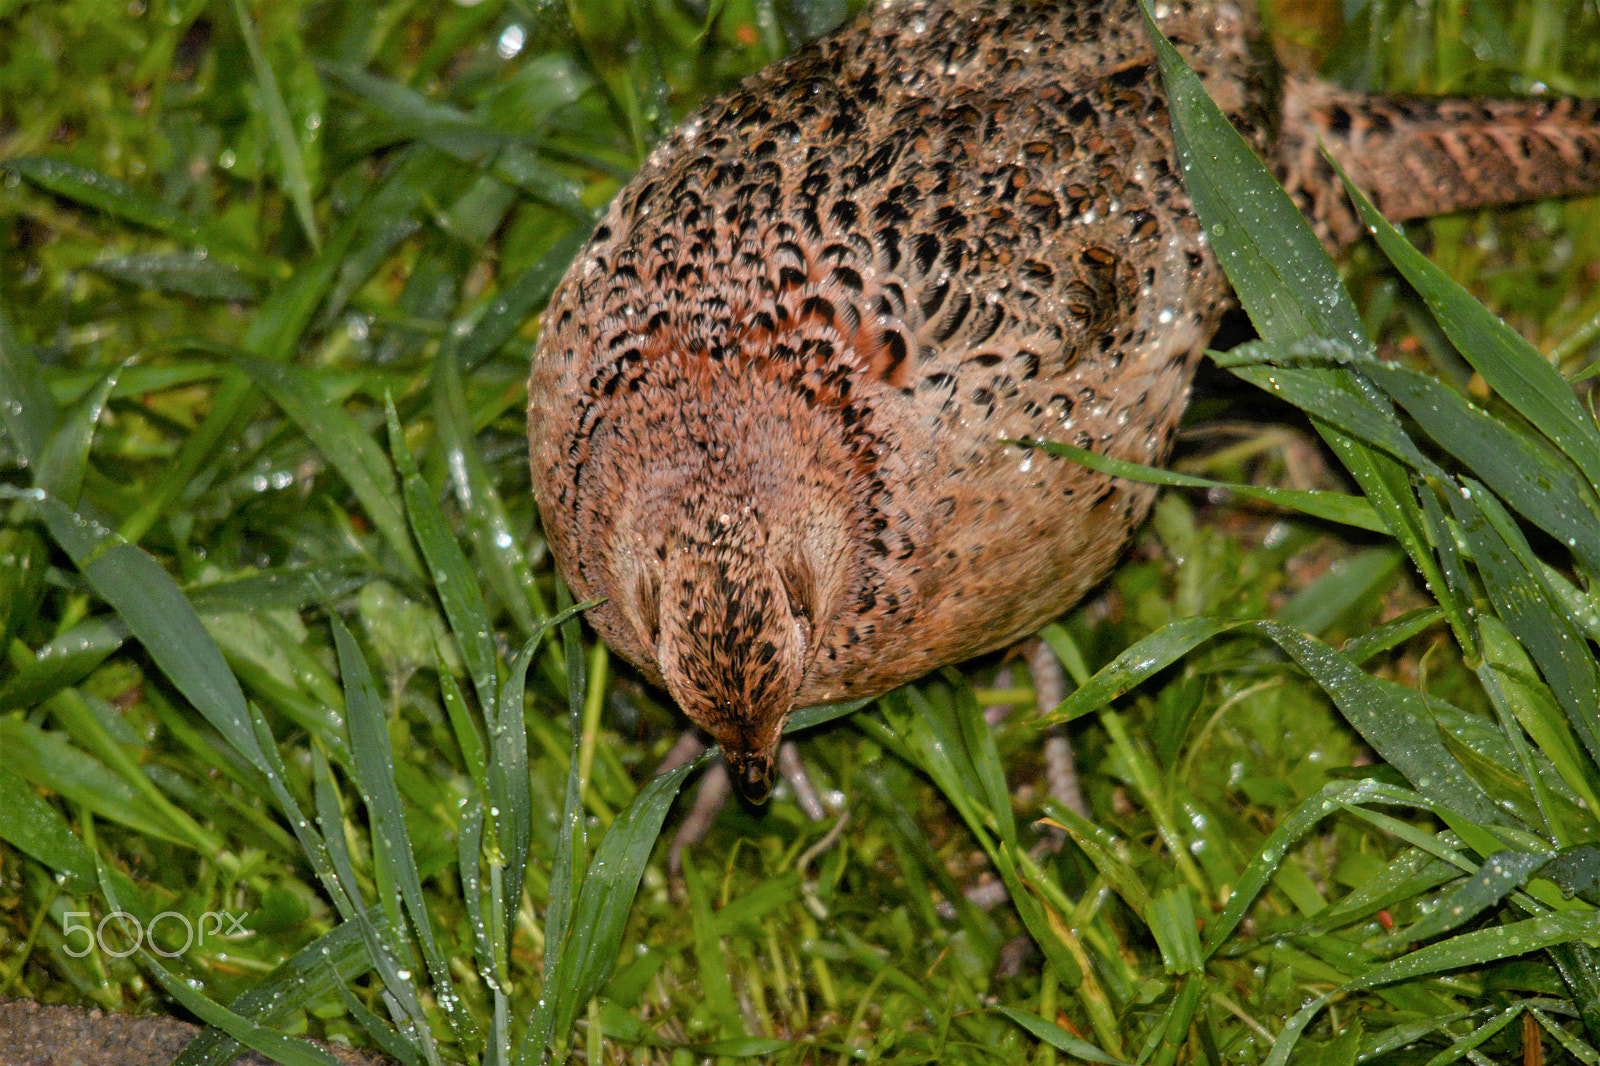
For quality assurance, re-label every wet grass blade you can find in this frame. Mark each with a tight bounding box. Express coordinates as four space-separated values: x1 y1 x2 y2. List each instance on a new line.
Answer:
1031 439 1385 532
1203 778 1425 955
1049 617 1505 825
37 363 121 507
874 684 1087 1008
1367 363 1600 569
1477 615 1600 819
230 0 320 250
0 764 97 889
1144 1 1474 656
330 607 479 1052
483 596 592 958
1344 170 1600 492
184 563 369 615
785 696 874 733
1447 479 1600 769
488 633 542 953
98 864 343 1066
227 354 422 579
432 342 544 634
1214 346 1441 476
1386 849 1548 945
386 397 498 708
120 210 360 544
524 591 591 1060
174 914 379 1066
995 1007 1128 1063
34 492 267 772
455 227 592 373
1267 912 1598 1066
139 956 344 1066
308 744 438 1065
1274 546 1403 635
439 662 489 797
319 64 587 217
3 158 259 263
0 624 125 715
0 309 56 464
1143 0 1366 354
1234 350 1600 573
518 758 701 1061
89 254 260 302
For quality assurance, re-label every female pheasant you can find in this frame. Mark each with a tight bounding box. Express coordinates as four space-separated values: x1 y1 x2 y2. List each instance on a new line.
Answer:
528 0 1600 801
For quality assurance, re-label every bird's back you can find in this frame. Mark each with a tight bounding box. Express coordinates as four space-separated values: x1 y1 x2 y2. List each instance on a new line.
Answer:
529 0 1281 702
529 0 1600 711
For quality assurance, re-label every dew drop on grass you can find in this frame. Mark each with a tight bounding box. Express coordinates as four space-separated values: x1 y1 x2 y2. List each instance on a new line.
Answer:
497 24 526 60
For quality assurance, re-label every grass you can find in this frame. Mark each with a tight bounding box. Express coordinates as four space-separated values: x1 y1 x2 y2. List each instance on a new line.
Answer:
2 0 1599 1062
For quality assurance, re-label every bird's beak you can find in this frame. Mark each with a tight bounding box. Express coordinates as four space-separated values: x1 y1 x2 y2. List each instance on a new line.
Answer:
727 747 777 804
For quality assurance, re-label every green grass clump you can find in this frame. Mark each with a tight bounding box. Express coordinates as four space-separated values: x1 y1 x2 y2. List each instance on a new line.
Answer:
2 0 1599 1063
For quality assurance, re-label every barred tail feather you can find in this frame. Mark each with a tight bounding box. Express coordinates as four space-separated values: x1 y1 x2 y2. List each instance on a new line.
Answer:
1279 75 1600 247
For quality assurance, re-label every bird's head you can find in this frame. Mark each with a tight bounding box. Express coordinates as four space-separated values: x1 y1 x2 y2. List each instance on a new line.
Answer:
617 495 846 804
666 504 833 803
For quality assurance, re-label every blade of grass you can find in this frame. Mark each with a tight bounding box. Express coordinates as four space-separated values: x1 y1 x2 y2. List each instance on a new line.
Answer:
1267 912 1598 1066
1142 0 1367 354
518 757 702 1060
1448 479 1600 771
0 764 97 889
1363 361 1600 572
37 362 121 508
522 587 592 1061
1383 850 1549 947
1047 617 1505 825
330 607 480 1052
1478 616 1600 820
309 743 439 1064
386 396 497 707
230 0 321 250
455 226 591 373
185 562 369 615
118 205 360 545
1343 168 1600 492
485 603 591 951
98 865 343 1066
994 1007 1128 1063
432 340 543 635
1031 437 1385 531
89 254 260 302
1214 347 1442 478
0 618 126 712
223 353 423 579
174 913 380 1066
3 158 263 266
1145 2 1476 659
31 490 268 772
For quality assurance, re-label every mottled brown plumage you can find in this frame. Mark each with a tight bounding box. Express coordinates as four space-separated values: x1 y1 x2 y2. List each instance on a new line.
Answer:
528 0 1600 801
